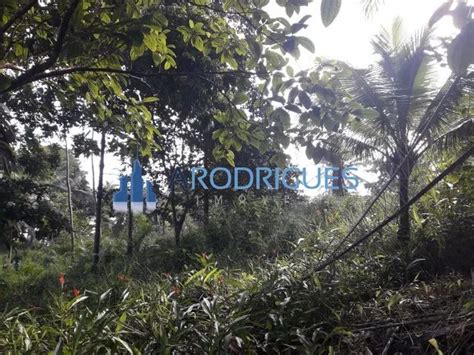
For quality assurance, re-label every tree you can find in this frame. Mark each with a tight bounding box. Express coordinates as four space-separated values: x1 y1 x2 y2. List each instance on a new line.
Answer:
1 0 320 262
0 0 319 168
295 21 473 240
64 133 75 252
0 137 92 254
92 123 107 270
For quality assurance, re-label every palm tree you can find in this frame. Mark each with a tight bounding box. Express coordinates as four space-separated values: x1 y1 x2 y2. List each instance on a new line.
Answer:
315 21 473 240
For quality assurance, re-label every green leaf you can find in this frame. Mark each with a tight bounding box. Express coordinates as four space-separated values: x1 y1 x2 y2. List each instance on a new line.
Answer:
100 288 113 301
269 152 287 167
387 293 402 311
107 78 123 97
100 12 111 24
112 337 133 354
265 50 285 69
130 44 145 61
312 146 325 164
67 296 89 310
88 81 99 99
143 33 157 51
225 149 235 166
248 38 262 59
191 36 204 51
115 312 128 333
297 36 315 53
233 92 249 105
463 300 474 312
412 206 423 226
270 108 291 128
298 91 312 109
285 104 302 113
212 128 225 139
286 65 295 77
0 74 12 91
142 97 159 103
428 338 444 355
321 0 342 27
288 87 299 103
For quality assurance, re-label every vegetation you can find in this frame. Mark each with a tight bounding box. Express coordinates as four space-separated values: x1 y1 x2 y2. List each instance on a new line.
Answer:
0 0 473 353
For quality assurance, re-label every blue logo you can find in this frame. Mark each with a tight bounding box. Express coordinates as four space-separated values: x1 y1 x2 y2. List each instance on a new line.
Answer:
112 159 157 214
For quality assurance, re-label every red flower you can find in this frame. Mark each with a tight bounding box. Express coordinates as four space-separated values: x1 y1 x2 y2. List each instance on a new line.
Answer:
171 285 182 296
117 274 129 282
71 288 80 297
58 273 65 288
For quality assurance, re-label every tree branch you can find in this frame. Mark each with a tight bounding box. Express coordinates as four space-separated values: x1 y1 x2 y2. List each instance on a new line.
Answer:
0 0 38 39
6 0 81 90
1 66 267 94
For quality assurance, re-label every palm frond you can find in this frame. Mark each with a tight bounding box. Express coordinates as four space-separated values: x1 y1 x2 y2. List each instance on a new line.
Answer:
397 27 433 90
317 130 389 160
340 68 400 144
426 117 474 154
413 74 468 145
391 28 434 133
360 0 385 18
349 117 397 154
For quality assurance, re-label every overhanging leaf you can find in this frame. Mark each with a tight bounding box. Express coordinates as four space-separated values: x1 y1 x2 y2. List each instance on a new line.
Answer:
297 36 315 53
448 22 474 75
321 0 342 27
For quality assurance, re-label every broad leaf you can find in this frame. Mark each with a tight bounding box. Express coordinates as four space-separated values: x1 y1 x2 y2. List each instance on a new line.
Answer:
321 0 342 27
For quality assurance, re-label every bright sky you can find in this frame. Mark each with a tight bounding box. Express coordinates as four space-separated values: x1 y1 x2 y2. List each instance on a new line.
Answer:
80 0 466 194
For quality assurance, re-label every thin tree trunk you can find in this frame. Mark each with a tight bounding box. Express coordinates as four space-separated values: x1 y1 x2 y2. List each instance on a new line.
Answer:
170 187 180 247
64 133 75 253
332 161 345 196
126 193 133 255
203 190 209 227
170 186 189 248
8 232 12 264
397 162 411 241
93 127 106 269
203 132 212 227
91 130 97 206
175 218 184 247
397 109 410 241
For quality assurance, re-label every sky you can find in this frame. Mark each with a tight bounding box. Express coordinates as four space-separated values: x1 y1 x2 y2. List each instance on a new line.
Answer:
79 0 466 194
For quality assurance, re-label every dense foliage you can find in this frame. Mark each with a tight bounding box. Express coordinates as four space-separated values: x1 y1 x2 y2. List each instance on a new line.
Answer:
0 0 473 353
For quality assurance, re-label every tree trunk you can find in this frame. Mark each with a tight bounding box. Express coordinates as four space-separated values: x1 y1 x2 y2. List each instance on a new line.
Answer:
126 194 133 255
64 133 75 253
92 127 106 269
91 130 97 207
203 130 212 227
329 155 345 196
174 218 184 247
203 190 210 227
397 162 411 241
8 232 12 264
170 187 181 247
331 164 345 196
